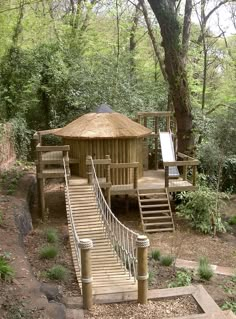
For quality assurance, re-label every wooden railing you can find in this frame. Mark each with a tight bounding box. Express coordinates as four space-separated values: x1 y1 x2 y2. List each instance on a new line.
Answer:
163 152 199 189
86 156 139 206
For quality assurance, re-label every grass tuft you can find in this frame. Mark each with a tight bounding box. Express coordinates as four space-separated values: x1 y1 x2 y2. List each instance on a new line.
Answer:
151 249 161 261
0 256 14 281
197 257 214 281
39 245 58 259
45 228 59 243
46 265 68 281
160 255 174 267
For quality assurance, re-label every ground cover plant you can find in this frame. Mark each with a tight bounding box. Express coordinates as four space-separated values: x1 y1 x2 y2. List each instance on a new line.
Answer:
39 245 58 259
45 228 59 243
169 269 192 288
197 257 214 281
46 265 69 281
0 256 14 281
160 255 174 267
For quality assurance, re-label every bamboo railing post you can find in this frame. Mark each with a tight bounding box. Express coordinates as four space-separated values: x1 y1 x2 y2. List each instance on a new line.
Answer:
165 166 169 188
79 239 93 310
63 150 70 176
36 147 45 220
105 155 111 207
136 235 150 304
154 116 158 170
86 156 92 184
183 156 188 181
134 166 138 189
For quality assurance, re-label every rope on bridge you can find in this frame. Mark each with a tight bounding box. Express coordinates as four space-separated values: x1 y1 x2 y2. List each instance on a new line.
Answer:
89 156 139 280
63 158 81 272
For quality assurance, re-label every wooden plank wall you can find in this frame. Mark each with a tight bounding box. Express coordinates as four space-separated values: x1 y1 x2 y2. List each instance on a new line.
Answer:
64 138 144 185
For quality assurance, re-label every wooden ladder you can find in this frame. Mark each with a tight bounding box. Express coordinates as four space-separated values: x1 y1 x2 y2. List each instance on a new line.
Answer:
65 183 137 295
137 188 175 233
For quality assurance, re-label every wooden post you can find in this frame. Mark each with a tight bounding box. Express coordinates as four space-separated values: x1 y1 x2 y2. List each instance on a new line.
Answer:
154 116 158 170
183 156 188 181
167 115 171 131
63 150 70 176
86 156 92 184
105 155 111 207
37 147 45 220
192 165 197 186
136 235 150 304
165 166 169 188
133 166 138 189
79 239 93 310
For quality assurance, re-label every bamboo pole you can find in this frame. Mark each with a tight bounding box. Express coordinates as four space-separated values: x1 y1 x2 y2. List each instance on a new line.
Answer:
136 235 150 304
105 155 111 207
86 156 92 184
79 239 93 310
165 166 169 188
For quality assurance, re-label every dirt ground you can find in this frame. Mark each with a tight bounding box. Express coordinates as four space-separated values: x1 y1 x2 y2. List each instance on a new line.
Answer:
1 173 236 318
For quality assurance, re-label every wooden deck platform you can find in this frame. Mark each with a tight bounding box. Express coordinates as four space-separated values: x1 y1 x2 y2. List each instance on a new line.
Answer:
69 169 197 194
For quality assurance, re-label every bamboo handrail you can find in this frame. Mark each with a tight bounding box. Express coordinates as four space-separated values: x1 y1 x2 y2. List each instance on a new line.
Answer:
88 156 139 280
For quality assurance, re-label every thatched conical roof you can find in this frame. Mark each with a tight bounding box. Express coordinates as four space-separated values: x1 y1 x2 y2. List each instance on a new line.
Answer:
54 105 151 139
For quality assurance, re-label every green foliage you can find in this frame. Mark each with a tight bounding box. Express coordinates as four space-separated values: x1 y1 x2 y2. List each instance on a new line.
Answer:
169 269 192 288
10 117 32 160
228 216 236 225
176 187 227 234
160 255 174 267
197 257 214 281
221 301 236 314
151 249 161 261
39 245 58 259
45 228 59 243
46 265 68 281
148 271 154 285
0 166 24 195
0 256 14 281
222 156 236 193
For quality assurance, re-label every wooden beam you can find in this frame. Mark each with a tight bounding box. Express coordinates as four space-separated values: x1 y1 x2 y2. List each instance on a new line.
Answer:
110 162 139 169
36 145 70 152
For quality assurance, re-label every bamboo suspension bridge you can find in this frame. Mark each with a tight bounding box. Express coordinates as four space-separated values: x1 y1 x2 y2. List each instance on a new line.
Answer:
63 156 139 294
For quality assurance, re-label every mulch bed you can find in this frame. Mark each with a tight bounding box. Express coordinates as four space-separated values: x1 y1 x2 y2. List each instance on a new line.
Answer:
84 295 202 318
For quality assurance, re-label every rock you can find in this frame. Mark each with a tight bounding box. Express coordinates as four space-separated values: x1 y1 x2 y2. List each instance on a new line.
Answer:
40 283 62 302
41 302 66 319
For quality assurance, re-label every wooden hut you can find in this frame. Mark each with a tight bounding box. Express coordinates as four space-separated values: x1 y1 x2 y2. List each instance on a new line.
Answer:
54 105 151 184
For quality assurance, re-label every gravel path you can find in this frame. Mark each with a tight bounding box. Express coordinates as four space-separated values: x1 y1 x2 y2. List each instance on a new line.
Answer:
85 296 201 319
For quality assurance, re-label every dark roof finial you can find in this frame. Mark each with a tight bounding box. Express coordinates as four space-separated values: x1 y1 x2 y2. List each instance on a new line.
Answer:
95 104 113 113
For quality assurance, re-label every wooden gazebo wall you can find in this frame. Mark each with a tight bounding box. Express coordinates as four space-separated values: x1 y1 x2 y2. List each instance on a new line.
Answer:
63 138 144 185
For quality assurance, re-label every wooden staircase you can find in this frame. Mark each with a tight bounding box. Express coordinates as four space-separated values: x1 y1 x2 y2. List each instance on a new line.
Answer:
65 182 137 295
138 188 175 233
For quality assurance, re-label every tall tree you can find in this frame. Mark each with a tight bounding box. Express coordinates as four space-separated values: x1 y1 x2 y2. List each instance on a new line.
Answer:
147 0 194 154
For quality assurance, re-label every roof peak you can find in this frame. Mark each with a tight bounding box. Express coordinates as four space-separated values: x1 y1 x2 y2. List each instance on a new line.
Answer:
95 104 114 114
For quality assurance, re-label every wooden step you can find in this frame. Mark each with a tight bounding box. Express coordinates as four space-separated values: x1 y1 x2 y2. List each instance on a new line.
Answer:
143 216 172 220
145 221 173 227
142 209 170 215
141 204 169 209
145 228 174 233
140 198 168 203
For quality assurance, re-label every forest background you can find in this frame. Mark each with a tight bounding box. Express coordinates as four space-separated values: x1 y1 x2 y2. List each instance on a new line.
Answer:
0 0 236 193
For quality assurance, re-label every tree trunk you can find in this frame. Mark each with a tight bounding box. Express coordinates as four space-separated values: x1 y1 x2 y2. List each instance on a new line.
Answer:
147 0 194 154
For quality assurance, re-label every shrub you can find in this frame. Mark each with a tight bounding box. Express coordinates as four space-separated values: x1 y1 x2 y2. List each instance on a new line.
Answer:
0 256 14 281
176 187 227 234
228 216 236 226
39 246 58 259
197 257 214 281
46 265 68 281
169 269 192 288
151 249 161 261
45 228 59 243
160 255 174 267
